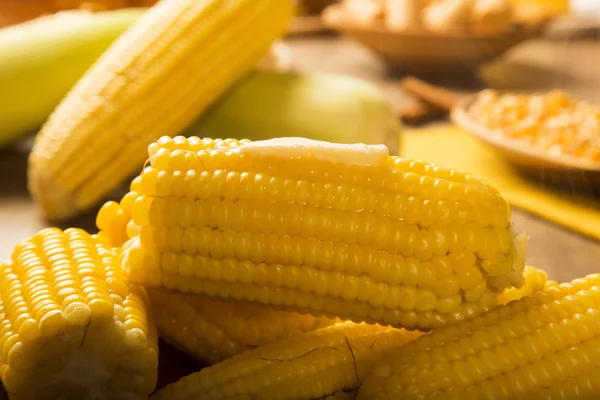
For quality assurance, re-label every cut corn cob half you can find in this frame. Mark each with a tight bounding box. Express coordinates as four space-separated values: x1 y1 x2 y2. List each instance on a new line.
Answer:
358 273 600 400
497 266 552 305
151 321 423 400
0 228 158 399
28 0 293 220
149 288 337 365
122 136 528 331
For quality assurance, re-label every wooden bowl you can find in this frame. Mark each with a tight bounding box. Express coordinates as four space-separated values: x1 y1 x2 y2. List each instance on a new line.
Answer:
321 3 548 75
451 96 600 185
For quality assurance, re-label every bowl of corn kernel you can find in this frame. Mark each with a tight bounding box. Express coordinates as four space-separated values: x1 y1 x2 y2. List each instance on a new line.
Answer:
451 89 600 176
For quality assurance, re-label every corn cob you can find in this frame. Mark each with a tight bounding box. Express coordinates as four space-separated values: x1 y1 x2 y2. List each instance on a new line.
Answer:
122 136 528 331
497 266 551 305
28 0 293 220
358 273 600 400
188 71 402 155
0 228 158 399
149 288 336 365
0 8 145 147
152 321 423 400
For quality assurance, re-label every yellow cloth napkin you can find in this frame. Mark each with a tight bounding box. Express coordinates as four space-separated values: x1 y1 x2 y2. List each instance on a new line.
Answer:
401 124 600 241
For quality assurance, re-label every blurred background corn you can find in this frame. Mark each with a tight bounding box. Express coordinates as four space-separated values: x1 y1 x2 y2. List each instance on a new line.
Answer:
149 289 336 365
189 71 402 155
152 321 423 400
358 273 600 399
0 228 158 399
28 0 293 221
122 136 528 331
0 8 145 147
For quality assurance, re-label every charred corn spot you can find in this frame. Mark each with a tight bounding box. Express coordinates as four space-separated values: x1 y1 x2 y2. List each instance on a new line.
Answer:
149 289 337 364
0 228 158 400
498 266 552 305
123 136 527 331
152 322 423 400
28 0 293 220
358 273 600 400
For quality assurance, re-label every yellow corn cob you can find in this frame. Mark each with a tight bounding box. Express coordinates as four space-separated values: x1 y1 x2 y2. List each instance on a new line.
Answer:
122 136 528 331
149 288 336 365
497 266 551 305
0 228 158 399
28 0 293 221
358 273 600 400
152 321 423 400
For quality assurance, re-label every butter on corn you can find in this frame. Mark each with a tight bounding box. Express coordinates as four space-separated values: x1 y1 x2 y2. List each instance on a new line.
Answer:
237 137 390 165
122 136 528 331
152 322 423 400
0 228 158 400
358 273 600 399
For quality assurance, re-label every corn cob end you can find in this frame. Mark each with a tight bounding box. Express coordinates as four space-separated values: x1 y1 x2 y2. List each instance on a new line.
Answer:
0 228 159 399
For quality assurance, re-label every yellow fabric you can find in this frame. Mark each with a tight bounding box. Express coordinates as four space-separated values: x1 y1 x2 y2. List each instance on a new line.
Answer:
401 124 600 241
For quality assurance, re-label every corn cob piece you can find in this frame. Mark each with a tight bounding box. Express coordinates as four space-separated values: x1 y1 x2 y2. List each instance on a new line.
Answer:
358 273 600 400
28 0 293 221
0 8 146 147
122 136 528 331
149 288 336 365
0 228 158 399
188 71 402 155
152 321 423 400
497 266 550 305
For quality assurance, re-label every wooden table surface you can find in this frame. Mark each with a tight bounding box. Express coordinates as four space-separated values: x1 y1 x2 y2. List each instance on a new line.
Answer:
1 32 599 285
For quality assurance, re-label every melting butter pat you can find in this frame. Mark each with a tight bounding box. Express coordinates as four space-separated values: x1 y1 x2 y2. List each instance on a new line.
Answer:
237 137 389 166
